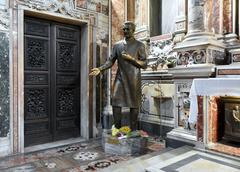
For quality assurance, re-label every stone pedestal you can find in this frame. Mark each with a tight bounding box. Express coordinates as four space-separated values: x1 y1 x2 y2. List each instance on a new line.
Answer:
102 133 148 155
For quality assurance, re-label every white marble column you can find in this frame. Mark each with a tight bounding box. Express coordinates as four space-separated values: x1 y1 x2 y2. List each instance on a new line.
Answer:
187 0 205 35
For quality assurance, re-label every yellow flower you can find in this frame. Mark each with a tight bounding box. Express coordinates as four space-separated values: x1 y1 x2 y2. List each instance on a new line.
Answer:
111 125 119 137
119 126 131 134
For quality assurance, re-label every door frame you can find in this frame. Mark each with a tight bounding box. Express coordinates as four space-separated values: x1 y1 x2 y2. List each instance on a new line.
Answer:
10 6 95 153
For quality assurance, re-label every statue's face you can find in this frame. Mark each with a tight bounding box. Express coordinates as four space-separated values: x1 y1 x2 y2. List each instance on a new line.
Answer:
123 24 134 39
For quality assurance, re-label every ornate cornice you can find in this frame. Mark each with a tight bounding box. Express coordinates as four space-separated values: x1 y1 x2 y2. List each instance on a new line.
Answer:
17 0 91 21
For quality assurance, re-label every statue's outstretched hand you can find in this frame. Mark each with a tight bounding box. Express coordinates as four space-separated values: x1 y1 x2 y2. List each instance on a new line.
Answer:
89 68 100 76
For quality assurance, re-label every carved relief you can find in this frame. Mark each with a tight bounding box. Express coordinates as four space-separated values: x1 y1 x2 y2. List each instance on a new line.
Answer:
25 37 49 70
177 49 206 65
57 42 76 71
147 39 177 70
233 106 240 122
57 88 75 115
17 0 90 20
87 0 101 12
76 0 87 9
25 88 48 119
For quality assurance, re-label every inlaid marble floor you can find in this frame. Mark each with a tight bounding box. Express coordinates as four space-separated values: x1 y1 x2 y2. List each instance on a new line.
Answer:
0 138 164 172
145 149 240 172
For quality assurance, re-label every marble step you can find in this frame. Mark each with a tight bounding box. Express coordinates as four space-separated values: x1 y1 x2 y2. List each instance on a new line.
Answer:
102 146 193 172
145 147 240 172
100 147 172 172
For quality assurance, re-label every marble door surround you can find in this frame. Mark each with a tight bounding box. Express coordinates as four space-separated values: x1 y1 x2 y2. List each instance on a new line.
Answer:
9 4 96 154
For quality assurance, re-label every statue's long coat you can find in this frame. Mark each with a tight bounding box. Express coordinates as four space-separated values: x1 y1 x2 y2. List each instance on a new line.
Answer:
99 38 147 108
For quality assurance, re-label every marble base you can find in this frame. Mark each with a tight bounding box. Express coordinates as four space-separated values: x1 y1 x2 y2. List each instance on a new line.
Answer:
0 137 10 157
139 121 173 137
102 134 148 155
166 127 197 148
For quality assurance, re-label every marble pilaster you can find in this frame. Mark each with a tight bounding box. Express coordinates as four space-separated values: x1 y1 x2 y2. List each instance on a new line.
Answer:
173 0 187 43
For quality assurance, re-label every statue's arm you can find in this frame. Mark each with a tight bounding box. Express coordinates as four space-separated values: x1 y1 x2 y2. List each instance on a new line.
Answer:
122 43 147 69
98 58 115 71
89 45 117 76
123 56 147 69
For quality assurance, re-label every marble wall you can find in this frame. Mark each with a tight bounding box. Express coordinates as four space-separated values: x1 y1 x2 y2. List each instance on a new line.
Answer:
76 0 109 15
161 0 178 34
111 0 125 84
0 8 10 156
205 0 220 33
0 31 9 138
135 0 148 30
111 0 124 43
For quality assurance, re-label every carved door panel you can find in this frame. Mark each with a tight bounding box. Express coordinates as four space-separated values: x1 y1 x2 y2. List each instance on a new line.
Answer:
24 18 80 147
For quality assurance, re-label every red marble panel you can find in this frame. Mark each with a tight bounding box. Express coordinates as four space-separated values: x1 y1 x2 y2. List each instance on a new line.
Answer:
207 96 240 157
223 0 232 33
212 0 220 33
210 143 240 157
76 0 87 9
208 97 220 143
197 96 204 142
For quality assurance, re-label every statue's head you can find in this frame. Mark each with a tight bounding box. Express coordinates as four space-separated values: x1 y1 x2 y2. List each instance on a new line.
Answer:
122 21 136 39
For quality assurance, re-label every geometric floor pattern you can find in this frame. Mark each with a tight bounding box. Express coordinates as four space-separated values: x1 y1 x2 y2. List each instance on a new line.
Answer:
0 138 164 172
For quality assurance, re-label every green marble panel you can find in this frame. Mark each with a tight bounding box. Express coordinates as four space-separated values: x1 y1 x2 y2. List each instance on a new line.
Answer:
0 31 9 137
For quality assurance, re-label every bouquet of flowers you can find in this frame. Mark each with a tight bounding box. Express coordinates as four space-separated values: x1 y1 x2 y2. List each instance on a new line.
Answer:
111 125 148 139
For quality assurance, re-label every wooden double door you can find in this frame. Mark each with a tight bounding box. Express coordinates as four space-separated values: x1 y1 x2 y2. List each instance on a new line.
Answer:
24 17 80 147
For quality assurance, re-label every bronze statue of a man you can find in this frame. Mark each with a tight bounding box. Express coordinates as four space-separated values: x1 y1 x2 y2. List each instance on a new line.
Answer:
90 21 147 130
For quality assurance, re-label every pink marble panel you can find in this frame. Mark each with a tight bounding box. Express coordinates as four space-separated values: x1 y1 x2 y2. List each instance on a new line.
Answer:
223 0 232 33
210 143 240 157
76 0 87 9
197 96 204 142
212 0 220 33
208 97 220 143
111 0 125 44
